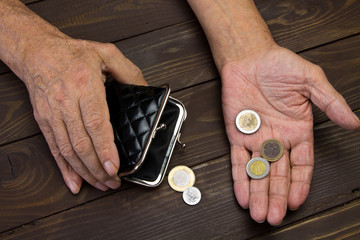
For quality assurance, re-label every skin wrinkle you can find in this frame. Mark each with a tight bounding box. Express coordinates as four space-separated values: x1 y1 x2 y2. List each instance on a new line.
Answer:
0 0 357 223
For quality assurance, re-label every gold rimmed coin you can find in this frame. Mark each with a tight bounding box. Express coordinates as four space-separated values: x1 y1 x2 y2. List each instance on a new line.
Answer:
235 110 261 134
260 139 283 162
168 166 195 192
246 157 270 179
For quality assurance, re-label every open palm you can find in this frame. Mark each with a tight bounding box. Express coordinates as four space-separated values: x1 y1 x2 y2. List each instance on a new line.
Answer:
221 45 359 225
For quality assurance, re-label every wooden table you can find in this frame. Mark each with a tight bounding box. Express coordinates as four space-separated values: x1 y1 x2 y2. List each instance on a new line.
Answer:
1 1 359 239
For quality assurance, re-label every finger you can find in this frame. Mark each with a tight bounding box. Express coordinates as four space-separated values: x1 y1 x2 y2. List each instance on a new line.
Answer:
51 118 110 191
307 65 360 130
98 43 148 86
231 145 251 209
288 141 314 210
63 99 121 189
38 122 83 194
267 149 290 226
79 78 121 182
249 152 269 223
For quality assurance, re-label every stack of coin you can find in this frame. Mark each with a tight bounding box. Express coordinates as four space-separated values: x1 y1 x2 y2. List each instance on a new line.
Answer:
235 110 285 180
168 165 201 205
245 140 284 180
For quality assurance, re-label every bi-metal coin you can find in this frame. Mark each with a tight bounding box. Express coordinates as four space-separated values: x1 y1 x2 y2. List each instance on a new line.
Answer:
183 187 201 206
260 139 284 162
168 165 196 192
235 110 261 134
246 157 270 180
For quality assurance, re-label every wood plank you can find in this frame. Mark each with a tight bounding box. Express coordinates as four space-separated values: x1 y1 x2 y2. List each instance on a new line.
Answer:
0 80 227 232
1 0 360 75
251 199 360 240
301 35 360 123
0 0 195 74
0 78 359 234
0 134 118 232
1 112 359 239
1 33 359 146
0 74 39 146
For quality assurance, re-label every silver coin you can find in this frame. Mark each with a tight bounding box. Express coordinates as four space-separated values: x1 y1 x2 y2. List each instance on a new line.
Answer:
246 157 270 179
182 187 201 206
235 110 261 134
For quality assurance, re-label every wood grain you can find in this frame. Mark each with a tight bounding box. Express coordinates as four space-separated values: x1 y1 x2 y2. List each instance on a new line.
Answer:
0 1 359 237
1 0 360 75
0 134 118 232
301 35 360 123
1 34 359 146
0 0 195 74
0 74 39 146
1 114 359 239
0 79 359 235
251 199 360 240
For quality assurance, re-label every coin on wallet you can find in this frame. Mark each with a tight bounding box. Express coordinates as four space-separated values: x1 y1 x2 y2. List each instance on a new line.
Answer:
168 165 196 192
260 139 283 162
235 110 261 134
246 157 270 179
183 186 201 206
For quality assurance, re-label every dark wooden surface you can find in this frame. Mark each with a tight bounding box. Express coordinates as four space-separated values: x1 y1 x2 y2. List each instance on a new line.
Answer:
1 0 359 239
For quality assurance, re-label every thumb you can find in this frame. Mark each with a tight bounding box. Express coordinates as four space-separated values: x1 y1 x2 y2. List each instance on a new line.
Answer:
98 43 148 86
307 64 359 130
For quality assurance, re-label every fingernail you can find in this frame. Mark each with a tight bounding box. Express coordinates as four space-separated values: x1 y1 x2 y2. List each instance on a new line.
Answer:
95 182 109 191
68 180 80 194
105 179 121 189
104 160 118 176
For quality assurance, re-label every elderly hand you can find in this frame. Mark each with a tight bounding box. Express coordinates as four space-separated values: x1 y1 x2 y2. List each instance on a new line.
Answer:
221 44 360 225
22 36 147 194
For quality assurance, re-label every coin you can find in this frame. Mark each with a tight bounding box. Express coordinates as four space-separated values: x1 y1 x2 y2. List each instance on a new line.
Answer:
168 165 195 192
235 110 261 134
183 187 201 205
246 157 270 179
260 139 283 162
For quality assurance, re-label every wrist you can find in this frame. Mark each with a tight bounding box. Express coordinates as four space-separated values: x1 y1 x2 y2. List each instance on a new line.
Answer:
0 0 66 81
211 19 276 70
188 0 276 71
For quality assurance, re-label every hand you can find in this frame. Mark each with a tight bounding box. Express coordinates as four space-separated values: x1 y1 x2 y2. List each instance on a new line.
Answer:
22 35 147 194
221 44 360 225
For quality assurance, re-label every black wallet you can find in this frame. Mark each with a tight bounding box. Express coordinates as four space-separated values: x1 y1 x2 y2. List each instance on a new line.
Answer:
105 81 187 187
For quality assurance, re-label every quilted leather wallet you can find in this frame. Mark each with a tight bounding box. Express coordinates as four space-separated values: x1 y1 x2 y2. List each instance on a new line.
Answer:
105 81 187 187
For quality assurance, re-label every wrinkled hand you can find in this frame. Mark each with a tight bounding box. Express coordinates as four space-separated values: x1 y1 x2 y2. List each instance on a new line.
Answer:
221 44 359 225
22 36 147 194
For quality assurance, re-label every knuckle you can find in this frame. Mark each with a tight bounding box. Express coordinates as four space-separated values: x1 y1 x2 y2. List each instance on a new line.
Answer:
125 58 142 75
59 144 76 160
33 111 47 126
103 43 119 54
51 87 70 104
73 137 93 155
73 67 92 88
84 115 104 132
132 64 143 77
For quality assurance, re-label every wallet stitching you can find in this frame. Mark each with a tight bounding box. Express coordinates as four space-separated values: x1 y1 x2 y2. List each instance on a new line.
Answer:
120 91 164 111
120 108 159 158
121 101 142 158
111 86 165 162
137 98 151 138
119 109 159 128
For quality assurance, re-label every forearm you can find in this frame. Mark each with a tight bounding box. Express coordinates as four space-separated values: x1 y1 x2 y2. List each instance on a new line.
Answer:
0 0 66 81
187 0 275 71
